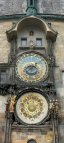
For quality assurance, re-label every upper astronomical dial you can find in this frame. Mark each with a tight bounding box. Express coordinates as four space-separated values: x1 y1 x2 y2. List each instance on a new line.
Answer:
16 52 48 83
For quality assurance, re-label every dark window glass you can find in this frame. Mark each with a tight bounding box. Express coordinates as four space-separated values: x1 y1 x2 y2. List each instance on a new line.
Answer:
21 38 27 47
1 71 7 84
27 139 36 143
62 71 64 86
36 38 42 46
30 0 33 5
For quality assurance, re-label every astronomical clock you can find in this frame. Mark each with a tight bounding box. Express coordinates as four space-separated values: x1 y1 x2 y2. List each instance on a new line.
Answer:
16 52 48 84
15 89 49 125
4 0 59 143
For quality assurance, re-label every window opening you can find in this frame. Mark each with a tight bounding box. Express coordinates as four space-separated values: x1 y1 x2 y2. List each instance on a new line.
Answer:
21 38 27 47
0 71 7 84
36 38 42 46
30 0 33 6
27 139 36 143
62 70 64 86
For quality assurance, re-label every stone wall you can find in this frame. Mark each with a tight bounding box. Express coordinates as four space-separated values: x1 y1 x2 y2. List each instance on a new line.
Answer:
11 130 54 143
0 19 64 143
0 21 12 63
0 96 7 143
0 0 64 15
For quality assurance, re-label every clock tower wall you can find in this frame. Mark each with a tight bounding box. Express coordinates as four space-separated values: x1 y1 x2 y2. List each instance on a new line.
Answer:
0 17 64 143
0 20 64 116
17 26 47 51
0 20 64 115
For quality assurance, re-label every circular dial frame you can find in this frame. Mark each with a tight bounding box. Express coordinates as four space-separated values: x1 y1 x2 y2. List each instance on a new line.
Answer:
15 91 49 125
16 52 48 83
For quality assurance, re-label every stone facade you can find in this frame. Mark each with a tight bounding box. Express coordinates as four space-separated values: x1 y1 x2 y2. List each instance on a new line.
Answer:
0 0 64 143
0 0 64 15
0 21 12 63
0 19 64 143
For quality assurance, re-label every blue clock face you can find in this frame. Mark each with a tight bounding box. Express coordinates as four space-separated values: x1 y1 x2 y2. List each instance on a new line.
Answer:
25 65 37 76
16 52 48 83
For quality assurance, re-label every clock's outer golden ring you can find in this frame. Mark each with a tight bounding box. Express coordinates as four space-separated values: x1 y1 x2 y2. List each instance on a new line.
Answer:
14 88 50 125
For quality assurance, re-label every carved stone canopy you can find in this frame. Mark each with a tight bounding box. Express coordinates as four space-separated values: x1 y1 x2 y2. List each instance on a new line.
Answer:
6 16 57 42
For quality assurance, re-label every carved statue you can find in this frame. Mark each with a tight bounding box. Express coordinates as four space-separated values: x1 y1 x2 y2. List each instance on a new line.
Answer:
10 96 16 113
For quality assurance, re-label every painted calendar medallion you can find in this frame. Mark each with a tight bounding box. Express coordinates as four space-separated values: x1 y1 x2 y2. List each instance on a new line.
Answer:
15 91 49 124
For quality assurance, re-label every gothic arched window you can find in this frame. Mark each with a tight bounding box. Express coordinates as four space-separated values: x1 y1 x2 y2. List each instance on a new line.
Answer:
30 0 33 6
27 139 36 143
